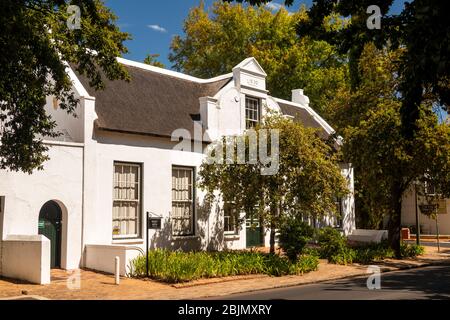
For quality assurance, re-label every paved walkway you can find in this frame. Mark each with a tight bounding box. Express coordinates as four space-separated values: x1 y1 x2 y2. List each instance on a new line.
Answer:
0 247 449 300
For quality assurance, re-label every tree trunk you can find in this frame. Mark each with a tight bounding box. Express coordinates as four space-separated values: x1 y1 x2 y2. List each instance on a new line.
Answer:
269 204 277 254
259 215 265 249
269 223 276 254
388 185 403 258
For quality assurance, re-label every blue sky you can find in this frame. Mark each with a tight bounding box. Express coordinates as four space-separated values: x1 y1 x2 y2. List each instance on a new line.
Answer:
105 0 409 68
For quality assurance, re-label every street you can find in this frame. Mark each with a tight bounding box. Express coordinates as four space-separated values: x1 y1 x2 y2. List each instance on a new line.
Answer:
212 265 450 300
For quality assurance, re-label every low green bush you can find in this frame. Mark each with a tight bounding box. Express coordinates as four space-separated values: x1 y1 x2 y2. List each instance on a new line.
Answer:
302 247 320 257
317 227 355 265
352 242 395 264
128 249 319 283
316 229 425 265
278 217 314 262
400 243 425 257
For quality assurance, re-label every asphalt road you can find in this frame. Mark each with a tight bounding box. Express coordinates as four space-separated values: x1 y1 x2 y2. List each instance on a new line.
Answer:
212 265 450 300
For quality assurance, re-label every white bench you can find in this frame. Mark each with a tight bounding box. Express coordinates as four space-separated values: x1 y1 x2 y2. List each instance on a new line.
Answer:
347 229 388 244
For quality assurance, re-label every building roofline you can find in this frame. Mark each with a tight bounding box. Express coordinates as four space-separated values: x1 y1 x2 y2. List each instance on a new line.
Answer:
273 97 336 135
116 57 233 84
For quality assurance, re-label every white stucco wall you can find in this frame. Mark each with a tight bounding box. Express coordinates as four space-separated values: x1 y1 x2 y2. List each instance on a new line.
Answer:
401 185 450 235
0 142 84 270
85 244 143 276
1 235 50 284
341 163 356 235
44 95 84 143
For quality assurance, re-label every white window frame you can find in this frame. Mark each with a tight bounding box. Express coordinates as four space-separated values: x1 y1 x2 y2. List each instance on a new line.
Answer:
171 166 195 236
112 162 142 239
245 96 261 129
224 202 239 235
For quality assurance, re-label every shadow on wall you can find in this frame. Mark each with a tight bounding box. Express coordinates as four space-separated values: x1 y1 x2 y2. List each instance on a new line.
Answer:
148 195 229 252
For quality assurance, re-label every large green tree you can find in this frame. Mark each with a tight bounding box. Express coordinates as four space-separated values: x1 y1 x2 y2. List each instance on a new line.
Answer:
331 44 450 255
0 1 129 173
170 1 349 114
198 113 348 253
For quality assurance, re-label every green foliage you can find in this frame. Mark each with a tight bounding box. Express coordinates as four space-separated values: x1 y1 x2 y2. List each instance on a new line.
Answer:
128 249 319 283
400 243 425 258
198 113 348 253
170 1 349 114
0 1 129 173
317 227 355 265
317 227 424 265
143 54 165 68
352 242 395 264
279 216 314 262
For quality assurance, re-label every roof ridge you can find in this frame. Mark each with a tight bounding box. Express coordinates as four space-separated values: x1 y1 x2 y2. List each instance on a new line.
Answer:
117 57 233 84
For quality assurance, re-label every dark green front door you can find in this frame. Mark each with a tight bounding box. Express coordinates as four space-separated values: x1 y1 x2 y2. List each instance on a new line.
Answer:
38 201 62 268
246 218 263 247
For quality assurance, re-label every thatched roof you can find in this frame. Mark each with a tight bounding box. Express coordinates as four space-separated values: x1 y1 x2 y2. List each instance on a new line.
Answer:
76 64 230 139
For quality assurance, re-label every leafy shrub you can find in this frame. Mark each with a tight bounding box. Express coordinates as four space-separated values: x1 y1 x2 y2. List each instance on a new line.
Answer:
128 249 319 283
329 248 357 265
302 247 320 257
400 243 425 258
278 217 314 262
353 242 395 264
317 227 355 264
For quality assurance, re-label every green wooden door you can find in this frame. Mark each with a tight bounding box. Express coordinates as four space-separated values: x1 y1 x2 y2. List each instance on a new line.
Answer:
38 201 62 268
246 218 263 248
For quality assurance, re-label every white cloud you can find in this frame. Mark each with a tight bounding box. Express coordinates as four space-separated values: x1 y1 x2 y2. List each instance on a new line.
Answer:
265 2 283 11
147 24 167 33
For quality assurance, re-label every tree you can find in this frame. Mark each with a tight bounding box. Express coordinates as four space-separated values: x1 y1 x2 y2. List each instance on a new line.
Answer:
0 1 129 173
333 44 450 256
143 54 165 68
198 113 348 253
170 1 349 114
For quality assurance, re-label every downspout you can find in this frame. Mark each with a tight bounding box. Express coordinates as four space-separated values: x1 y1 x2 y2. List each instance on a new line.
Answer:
80 97 86 268
80 138 85 268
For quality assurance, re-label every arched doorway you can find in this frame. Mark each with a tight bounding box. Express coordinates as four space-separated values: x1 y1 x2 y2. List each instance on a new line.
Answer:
38 201 62 268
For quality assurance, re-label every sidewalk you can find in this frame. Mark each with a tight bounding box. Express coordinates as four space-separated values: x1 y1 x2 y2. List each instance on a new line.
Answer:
1 247 449 300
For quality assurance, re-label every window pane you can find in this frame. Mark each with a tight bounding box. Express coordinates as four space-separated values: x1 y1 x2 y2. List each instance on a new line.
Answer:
245 97 260 129
113 163 141 238
224 203 237 234
171 167 194 236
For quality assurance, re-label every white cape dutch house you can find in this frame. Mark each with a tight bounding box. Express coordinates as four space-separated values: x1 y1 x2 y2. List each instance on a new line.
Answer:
0 58 355 284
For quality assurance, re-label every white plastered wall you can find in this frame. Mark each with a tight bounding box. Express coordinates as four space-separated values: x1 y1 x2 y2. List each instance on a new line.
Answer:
0 143 84 272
